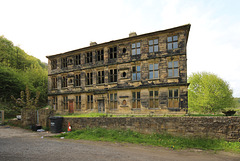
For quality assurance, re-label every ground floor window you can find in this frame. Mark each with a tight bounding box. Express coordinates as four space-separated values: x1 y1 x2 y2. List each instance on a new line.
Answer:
76 96 81 110
63 96 68 110
109 93 117 110
168 89 179 108
87 95 93 110
132 91 141 109
52 96 58 110
149 90 159 108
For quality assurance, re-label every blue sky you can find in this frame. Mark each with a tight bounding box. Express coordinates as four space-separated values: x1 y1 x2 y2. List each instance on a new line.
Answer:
1 0 240 97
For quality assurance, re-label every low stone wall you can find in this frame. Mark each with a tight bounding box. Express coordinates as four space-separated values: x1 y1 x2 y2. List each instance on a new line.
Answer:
38 109 54 128
62 117 240 141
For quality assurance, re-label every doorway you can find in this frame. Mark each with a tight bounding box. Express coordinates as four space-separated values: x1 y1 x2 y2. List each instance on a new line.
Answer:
68 100 74 114
98 100 105 113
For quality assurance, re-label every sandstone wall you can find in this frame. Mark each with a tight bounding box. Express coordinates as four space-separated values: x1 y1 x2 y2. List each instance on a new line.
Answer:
62 117 240 141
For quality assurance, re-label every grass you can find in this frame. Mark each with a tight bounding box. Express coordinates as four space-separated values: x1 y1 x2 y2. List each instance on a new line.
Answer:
55 127 240 153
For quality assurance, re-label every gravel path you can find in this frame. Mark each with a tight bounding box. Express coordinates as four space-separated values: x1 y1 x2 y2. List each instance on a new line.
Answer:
0 125 240 161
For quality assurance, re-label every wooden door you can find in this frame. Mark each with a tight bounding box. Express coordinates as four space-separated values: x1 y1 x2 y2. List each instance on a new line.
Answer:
69 100 74 114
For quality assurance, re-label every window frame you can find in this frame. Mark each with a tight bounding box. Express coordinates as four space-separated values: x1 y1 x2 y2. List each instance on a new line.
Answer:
52 96 58 110
109 46 117 59
61 57 68 68
132 65 141 81
148 39 159 53
86 72 93 85
51 77 57 89
109 93 117 110
86 52 93 64
87 95 93 110
132 91 141 109
168 89 179 108
76 95 81 110
61 76 67 88
63 96 68 110
131 42 141 55
75 54 81 65
97 49 104 61
109 69 117 83
168 61 179 78
149 90 159 109
167 35 178 50
97 70 105 84
149 63 159 79
51 59 57 70
75 74 81 87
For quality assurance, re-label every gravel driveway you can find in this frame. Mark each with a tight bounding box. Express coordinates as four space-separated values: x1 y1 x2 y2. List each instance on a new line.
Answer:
0 125 240 161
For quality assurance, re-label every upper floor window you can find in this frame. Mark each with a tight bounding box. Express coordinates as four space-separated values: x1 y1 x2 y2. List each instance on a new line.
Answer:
168 89 179 108
149 39 158 53
132 42 141 55
61 57 67 68
86 52 92 63
51 59 57 70
86 72 93 85
62 76 67 88
97 71 105 84
132 65 141 81
76 95 81 110
168 61 179 77
167 36 178 50
75 74 81 87
51 77 57 89
75 54 81 65
149 90 159 109
132 91 141 109
97 49 104 61
109 46 117 59
109 93 117 110
109 69 117 83
149 63 159 79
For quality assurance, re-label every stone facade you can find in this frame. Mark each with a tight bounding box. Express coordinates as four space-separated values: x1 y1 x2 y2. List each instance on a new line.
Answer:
46 24 191 115
62 117 240 141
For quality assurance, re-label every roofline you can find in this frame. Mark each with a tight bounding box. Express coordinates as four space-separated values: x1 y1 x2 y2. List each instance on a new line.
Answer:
46 24 191 59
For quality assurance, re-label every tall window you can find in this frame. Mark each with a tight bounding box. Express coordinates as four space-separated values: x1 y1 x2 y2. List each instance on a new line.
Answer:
86 52 92 63
168 61 179 77
109 69 117 83
52 77 57 89
76 96 81 110
149 39 158 53
149 63 159 79
132 66 141 81
75 54 81 65
149 91 159 108
131 42 141 55
63 96 68 110
109 46 117 59
62 76 67 88
61 57 67 68
51 59 57 70
109 93 117 110
167 36 178 50
87 95 93 110
97 49 104 61
168 89 179 108
52 96 58 110
97 71 105 84
86 72 93 85
75 74 81 87
132 91 141 109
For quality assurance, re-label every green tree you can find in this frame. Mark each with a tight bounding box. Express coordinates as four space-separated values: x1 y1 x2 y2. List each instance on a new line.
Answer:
188 72 234 113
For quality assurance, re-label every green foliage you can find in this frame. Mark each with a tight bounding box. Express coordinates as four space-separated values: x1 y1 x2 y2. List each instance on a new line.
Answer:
0 35 48 117
188 72 234 113
56 128 240 153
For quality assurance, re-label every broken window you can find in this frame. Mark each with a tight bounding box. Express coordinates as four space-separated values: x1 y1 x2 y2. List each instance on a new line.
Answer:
132 65 141 81
86 52 93 63
61 76 67 88
86 72 93 85
167 36 178 50
87 95 93 110
168 61 179 77
149 39 158 53
97 71 105 84
75 54 81 65
149 90 159 108
109 93 117 110
109 46 117 59
51 77 57 89
76 95 81 110
75 74 81 87
109 69 117 83
168 89 179 108
149 63 159 79
51 59 57 70
61 57 68 68
97 49 104 61
132 91 141 109
131 42 141 55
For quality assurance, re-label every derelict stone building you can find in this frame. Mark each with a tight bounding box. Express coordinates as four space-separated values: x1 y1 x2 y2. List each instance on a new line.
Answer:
47 24 191 115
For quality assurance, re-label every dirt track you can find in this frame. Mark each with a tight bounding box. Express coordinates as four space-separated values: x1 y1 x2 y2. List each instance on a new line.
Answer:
0 125 240 161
